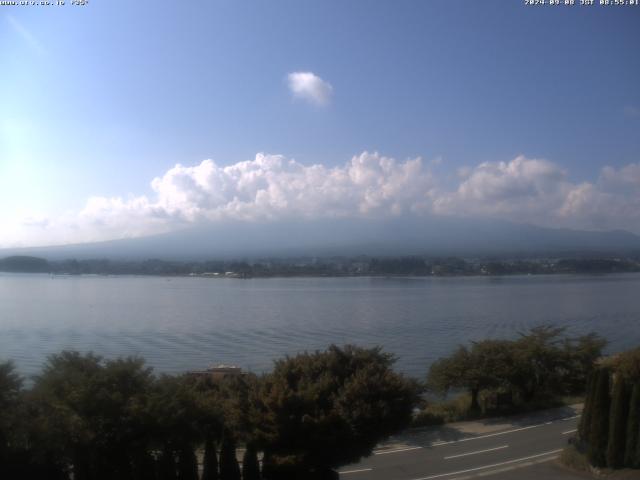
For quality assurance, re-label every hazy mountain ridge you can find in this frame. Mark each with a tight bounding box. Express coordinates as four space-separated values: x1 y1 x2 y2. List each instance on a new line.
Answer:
2 218 640 261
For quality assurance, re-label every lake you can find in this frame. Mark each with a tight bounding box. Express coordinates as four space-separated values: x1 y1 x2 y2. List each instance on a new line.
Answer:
1 273 639 379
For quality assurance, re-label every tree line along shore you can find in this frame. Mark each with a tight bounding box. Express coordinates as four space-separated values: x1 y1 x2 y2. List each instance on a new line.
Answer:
2 327 637 479
1 254 640 277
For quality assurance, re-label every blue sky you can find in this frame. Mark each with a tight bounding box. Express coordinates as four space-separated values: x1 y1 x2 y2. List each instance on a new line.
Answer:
1 0 639 247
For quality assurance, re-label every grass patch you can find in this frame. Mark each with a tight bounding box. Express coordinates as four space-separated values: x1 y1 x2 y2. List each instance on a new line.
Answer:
411 392 584 428
411 394 472 427
560 445 591 473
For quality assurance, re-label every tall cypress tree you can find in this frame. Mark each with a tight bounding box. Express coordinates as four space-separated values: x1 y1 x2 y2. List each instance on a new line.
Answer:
260 451 275 480
636 410 640 469
588 367 611 468
579 371 597 445
158 449 178 480
177 446 199 480
242 444 261 480
219 433 241 480
202 437 219 480
624 383 640 468
131 449 158 480
606 378 629 468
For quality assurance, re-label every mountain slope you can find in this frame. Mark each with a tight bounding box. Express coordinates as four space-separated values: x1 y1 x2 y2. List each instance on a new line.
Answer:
2 218 640 260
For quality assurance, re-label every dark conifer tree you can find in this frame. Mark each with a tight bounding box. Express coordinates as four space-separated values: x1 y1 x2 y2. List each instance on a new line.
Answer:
219 432 241 480
242 444 261 480
177 446 199 480
579 372 597 444
131 450 158 480
624 383 640 468
588 367 611 468
158 449 178 480
202 437 219 480
636 413 640 469
606 378 629 468
260 451 275 480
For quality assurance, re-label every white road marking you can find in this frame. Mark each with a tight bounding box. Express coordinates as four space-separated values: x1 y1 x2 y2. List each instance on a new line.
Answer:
374 446 423 455
338 468 373 475
429 414 580 447
562 429 578 435
408 449 563 480
431 424 543 446
562 415 580 421
476 455 559 477
444 445 508 460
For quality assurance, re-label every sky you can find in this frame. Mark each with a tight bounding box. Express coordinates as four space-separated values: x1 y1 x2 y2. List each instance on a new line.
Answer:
1 0 639 248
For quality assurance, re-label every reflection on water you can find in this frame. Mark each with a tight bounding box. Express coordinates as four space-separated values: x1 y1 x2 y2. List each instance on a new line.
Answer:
1 273 639 378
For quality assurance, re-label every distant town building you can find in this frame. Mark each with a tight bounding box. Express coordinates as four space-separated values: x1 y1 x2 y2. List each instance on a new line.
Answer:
188 364 245 382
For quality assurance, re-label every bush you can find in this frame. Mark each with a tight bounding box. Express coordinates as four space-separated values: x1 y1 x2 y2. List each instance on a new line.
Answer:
257 345 419 471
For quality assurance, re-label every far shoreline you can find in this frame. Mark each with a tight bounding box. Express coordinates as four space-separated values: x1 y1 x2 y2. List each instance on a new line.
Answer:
3 270 640 281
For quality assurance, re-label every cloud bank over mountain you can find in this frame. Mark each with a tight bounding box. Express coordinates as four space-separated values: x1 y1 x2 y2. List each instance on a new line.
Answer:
5 152 640 248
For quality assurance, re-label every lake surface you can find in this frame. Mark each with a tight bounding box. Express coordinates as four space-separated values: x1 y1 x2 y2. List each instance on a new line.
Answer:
1 273 639 379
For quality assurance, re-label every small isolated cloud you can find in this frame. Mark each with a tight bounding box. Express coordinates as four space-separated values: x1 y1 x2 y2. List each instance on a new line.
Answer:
287 71 333 106
7 15 45 55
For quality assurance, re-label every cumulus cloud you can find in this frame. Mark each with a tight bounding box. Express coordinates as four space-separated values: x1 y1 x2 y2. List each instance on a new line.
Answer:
3 152 640 248
434 156 571 219
97 152 434 223
287 72 333 106
433 156 640 232
558 163 640 229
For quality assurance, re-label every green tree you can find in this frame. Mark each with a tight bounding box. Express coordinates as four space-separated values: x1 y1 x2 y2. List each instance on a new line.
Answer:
31 352 156 480
512 326 567 400
562 333 607 394
219 431 241 480
202 436 219 480
428 346 479 410
0 362 59 479
428 341 516 412
606 378 630 468
242 444 261 480
588 368 611 468
429 327 605 413
0 361 23 458
30 351 104 479
624 383 640 468
258 345 418 474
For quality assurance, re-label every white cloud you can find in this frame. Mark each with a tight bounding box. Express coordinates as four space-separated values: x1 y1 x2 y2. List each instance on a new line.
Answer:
287 72 333 106
3 152 640 248
558 164 640 230
127 151 434 222
434 156 571 220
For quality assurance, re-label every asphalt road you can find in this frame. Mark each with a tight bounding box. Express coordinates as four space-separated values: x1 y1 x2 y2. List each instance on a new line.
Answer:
338 411 581 480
